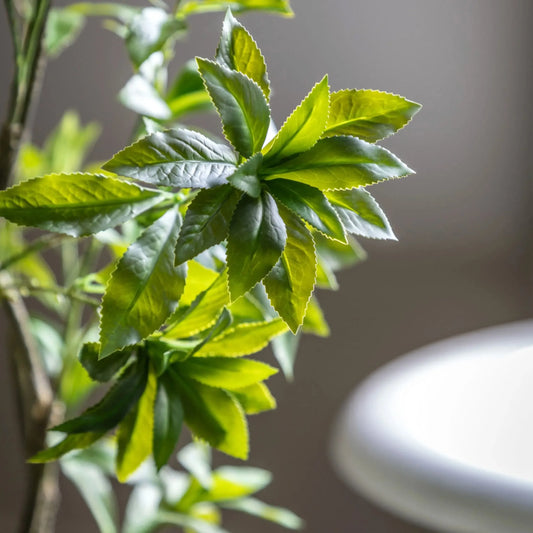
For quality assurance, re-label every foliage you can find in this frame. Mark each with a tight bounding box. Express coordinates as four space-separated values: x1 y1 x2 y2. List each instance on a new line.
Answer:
0 1 420 532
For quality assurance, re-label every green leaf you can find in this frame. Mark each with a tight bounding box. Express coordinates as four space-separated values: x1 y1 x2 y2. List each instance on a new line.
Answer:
325 188 396 240
45 8 85 57
302 297 330 337
221 497 303 530
216 10 270 100
126 7 185 67
104 129 238 189
267 179 345 242
227 153 263 198
177 0 293 17
0 173 162 237
171 370 249 459
156 512 229 533
80 343 132 382
178 442 213 489
263 76 329 163
165 270 230 339
119 75 172 120
175 185 242 265
314 232 367 271
61 457 118 533
264 206 316 333
29 432 104 463
227 191 286 300
181 261 219 305
153 373 184 470
232 382 276 414
116 363 158 482
65 2 139 21
323 89 422 142
271 331 299 381
99 209 186 357
179 357 277 390
195 318 287 357
202 466 271 501
196 58 270 158
54 359 148 434
263 136 413 190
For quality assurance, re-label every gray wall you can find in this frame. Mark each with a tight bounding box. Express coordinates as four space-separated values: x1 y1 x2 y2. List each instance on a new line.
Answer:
1 1 532 532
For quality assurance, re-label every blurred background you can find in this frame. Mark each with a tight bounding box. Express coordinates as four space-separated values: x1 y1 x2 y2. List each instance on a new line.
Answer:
1 0 533 531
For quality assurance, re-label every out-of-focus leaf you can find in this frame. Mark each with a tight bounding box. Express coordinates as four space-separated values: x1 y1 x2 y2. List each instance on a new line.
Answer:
29 432 104 463
120 75 172 120
178 442 213 489
79 342 132 382
45 8 85 57
177 0 293 17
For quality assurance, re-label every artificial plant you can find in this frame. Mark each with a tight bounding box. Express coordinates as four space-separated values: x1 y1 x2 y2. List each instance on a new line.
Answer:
0 1 421 532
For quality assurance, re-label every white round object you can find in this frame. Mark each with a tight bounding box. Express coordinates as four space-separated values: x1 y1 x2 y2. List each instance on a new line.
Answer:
331 319 533 533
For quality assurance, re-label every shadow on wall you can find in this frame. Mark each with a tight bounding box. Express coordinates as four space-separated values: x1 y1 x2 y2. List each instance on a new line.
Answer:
0 1 532 532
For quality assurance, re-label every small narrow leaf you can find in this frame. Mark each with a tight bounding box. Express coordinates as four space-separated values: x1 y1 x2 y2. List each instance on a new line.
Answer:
0 173 162 236
229 382 276 414
171 371 249 459
175 185 242 265
271 331 300 381
216 10 270 99
263 136 413 190
178 442 213 489
179 357 277 390
323 89 422 142
104 129 238 188
178 0 293 17
61 458 118 533
325 188 396 240
202 467 272 502
45 8 85 57
195 318 287 357
53 359 148 434
116 364 158 481
267 179 345 242
99 209 186 357
227 191 286 300
165 270 230 339
153 373 184 470
227 153 263 198
221 498 303 530
263 76 329 163
197 58 270 157
79 343 132 382
29 432 104 463
264 206 316 333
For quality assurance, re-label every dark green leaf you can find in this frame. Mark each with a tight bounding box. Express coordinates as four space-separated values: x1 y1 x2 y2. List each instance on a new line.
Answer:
153 373 184 470
45 8 85 57
232 382 276 414
54 359 148 434
216 10 270 99
171 370 249 459
29 432 104 463
325 188 396 240
179 357 277 389
61 457 118 533
126 7 185 67
267 179 345 241
99 209 186 357
263 76 329 163
227 153 263 197
175 185 242 265
119 75 172 120
195 318 287 357
221 498 303 529
263 136 413 190
264 206 316 333
227 191 286 300
196 58 270 158
323 89 422 142
104 128 238 188
80 343 132 382
116 365 158 481
0 173 162 237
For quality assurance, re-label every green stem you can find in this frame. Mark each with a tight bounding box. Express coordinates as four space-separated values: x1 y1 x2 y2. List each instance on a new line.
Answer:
0 233 68 271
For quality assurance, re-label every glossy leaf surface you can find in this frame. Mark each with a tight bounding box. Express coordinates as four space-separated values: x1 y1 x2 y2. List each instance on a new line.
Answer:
104 129 238 188
0 173 162 236
197 58 270 157
99 209 185 357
